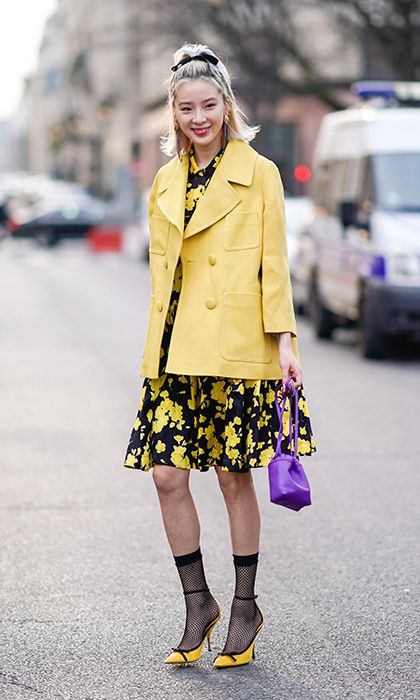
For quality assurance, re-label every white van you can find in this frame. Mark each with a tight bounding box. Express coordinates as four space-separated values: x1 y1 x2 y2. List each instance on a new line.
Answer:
298 82 420 357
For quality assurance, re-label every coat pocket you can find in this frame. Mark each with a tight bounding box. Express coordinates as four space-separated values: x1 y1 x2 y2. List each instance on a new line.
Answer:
149 215 170 254
221 292 272 363
224 211 259 250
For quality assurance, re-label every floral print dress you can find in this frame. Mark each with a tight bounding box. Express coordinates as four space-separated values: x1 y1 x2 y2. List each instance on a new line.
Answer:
124 149 316 473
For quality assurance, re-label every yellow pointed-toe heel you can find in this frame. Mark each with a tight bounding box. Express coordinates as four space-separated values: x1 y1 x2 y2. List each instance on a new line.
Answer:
164 594 221 665
213 595 264 669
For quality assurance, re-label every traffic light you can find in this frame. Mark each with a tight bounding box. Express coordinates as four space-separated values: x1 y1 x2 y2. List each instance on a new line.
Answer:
294 164 311 183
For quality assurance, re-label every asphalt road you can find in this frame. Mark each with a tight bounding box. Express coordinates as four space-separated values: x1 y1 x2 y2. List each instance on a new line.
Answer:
1 239 419 700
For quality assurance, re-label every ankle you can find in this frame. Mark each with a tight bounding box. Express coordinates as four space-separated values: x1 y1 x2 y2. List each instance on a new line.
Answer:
234 594 258 600
183 587 210 596
232 551 259 601
232 552 259 566
174 547 202 568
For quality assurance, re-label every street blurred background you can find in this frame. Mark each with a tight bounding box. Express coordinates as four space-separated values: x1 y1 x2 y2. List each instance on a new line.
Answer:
1 2 419 699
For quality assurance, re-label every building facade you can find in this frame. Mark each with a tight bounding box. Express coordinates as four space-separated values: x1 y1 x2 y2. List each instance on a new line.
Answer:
13 0 143 201
11 2 365 198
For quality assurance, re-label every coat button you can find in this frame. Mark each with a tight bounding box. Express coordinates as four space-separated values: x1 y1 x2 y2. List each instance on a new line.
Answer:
156 300 163 312
208 254 216 266
163 258 168 269
205 298 217 310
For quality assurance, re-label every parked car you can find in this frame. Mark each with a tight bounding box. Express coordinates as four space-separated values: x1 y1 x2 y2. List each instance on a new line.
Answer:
1 174 108 246
8 191 108 246
284 197 315 312
0 199 11 240
122 186 152 262
299 81 420 358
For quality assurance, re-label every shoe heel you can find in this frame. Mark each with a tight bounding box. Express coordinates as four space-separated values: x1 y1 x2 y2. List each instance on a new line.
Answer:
206 613 220 652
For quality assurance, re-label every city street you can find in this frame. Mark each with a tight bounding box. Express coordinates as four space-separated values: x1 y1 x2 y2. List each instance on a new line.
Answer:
1 239 419 700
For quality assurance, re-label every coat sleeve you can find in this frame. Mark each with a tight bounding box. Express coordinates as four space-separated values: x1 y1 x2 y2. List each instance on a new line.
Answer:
261 160 297 337
148 171 160 223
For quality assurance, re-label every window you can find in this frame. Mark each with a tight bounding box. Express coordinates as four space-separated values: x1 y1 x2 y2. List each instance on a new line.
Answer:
373 153 420 211
313 159 348 213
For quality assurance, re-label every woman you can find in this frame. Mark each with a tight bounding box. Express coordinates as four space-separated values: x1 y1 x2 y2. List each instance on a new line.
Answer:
124 43 316 668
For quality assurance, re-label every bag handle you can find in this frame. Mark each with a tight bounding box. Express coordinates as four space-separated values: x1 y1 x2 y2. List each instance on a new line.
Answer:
274 378 299 458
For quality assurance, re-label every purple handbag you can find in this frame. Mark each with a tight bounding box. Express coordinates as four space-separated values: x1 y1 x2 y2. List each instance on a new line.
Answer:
268 379 312 511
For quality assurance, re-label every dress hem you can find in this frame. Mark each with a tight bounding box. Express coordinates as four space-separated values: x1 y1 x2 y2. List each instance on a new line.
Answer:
123 460 266 474
123 447 316 474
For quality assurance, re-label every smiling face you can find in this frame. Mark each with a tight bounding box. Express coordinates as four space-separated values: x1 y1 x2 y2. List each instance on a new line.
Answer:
173 79 226 157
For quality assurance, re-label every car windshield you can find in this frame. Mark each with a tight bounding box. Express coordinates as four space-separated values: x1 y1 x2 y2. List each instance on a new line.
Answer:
373 153 420 212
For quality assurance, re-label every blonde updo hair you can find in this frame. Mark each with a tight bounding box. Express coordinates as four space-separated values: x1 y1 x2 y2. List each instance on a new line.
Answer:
161 43 260 157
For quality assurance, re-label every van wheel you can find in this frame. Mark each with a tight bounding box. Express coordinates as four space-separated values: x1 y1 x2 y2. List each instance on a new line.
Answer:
310 278 336 339
359 295 386 359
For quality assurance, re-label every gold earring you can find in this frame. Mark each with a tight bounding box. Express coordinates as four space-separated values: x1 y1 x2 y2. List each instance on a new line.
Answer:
176 127 182 158
222 119 229 149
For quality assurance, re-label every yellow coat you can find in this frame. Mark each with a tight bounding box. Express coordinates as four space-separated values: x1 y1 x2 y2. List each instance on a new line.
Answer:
140 139 298 380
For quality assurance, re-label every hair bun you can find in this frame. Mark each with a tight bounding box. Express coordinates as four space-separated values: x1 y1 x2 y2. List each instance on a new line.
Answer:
171 52 219 72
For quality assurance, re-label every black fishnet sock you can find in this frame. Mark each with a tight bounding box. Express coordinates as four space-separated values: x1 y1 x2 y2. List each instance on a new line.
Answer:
173 547 219 651
222 552 263 655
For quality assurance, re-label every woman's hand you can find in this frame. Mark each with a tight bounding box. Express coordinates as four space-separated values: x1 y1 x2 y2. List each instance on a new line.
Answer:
278 332 302 389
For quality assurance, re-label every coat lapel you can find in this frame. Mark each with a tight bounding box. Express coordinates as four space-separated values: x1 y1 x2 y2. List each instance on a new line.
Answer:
156 155 189 235
155 140 258 239
184 140 258 239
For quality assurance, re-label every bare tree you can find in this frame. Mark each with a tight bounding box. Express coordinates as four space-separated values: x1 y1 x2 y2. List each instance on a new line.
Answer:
141 0 420 111
142 0 348 111
324 0 420 80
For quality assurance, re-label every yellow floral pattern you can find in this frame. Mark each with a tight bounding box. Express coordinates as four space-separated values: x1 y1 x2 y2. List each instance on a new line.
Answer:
123 148 316 473
184 148 224 228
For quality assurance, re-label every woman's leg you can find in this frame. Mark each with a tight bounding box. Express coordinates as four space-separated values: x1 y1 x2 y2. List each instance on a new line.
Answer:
215 468 260 553
152 464 199 555
153 464 219 652
215 468 263 654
